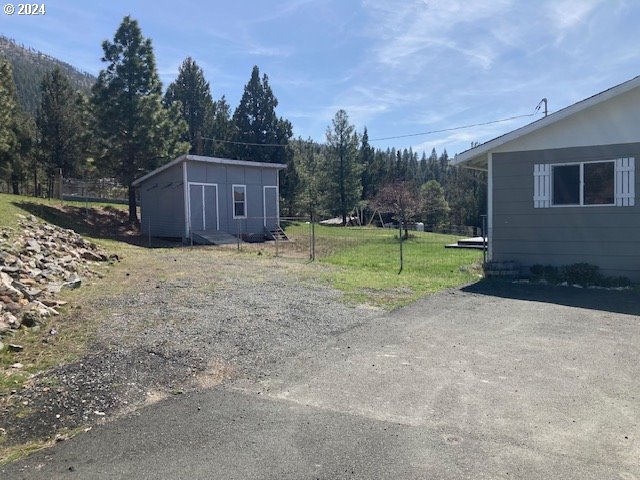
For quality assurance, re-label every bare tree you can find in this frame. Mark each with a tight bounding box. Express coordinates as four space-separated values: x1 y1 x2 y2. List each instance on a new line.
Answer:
373 181 420 239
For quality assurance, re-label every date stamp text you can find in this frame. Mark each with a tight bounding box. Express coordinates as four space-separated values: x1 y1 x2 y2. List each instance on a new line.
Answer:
4 3 46 15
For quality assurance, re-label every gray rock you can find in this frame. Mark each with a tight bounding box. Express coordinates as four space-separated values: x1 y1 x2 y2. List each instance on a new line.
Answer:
8 343 24 352
22 310 44 328
63 274 82 289
26 239 42 253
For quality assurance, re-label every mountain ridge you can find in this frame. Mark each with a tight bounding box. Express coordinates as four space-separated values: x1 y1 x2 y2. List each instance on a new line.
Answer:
0 35 96 116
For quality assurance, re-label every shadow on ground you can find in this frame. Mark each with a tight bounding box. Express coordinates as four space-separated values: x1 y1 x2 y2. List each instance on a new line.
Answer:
463 279 640 316
12 201 182 248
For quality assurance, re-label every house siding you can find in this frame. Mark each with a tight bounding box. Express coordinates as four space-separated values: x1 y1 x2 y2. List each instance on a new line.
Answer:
492 142 640 280
139 164 185 238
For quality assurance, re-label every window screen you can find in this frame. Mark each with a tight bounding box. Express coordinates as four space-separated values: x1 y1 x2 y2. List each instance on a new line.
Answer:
584 162 614 205
552 164 580 205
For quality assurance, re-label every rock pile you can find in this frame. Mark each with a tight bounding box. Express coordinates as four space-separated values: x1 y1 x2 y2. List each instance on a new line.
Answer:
0 215 116 349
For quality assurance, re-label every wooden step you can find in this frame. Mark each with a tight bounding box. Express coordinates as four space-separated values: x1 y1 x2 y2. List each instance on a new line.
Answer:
266 226 289 241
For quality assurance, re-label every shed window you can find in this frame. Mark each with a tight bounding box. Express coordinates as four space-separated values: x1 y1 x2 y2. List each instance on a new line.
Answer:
552 161 615 206
233 185 246 218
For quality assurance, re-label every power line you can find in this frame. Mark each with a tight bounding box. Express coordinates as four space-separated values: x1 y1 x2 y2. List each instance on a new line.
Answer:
368 112 541 142
200 137 286 148
200 111 544 148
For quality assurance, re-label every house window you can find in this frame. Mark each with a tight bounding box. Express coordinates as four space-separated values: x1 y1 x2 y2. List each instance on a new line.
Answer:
232 185 246 218
535 158 634 208
552 161 615 206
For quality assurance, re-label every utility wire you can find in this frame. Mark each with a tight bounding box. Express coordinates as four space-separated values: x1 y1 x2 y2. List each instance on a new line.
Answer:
200 137 286 148
368 112 541 142
200 111 544 148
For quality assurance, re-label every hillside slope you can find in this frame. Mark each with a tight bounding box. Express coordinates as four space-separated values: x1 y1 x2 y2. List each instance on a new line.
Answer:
0 36 95 116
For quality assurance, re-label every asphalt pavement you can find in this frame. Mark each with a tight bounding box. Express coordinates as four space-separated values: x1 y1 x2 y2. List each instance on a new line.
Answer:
3 282 639 479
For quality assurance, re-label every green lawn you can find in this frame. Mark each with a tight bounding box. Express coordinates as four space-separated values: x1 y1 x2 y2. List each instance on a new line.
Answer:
285 223 483 308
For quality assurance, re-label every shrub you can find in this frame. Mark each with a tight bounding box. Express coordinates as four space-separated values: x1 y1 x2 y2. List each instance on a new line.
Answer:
560 263 602 286
529 262 631 288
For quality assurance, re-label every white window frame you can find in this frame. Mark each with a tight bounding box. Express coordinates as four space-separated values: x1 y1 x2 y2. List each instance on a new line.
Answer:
551 159 616 208
232 184 247 219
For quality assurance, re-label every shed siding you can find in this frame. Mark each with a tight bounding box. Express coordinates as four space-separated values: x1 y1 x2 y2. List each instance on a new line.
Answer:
185 160 279 236
139 164 184 238
492 142 640 280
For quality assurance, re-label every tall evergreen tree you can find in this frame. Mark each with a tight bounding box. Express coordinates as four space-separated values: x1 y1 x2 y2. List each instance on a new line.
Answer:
206 95 232 157
292 138 324 216
164 57 215 155
325 109 362 225
36 67 84 195
0 57 32 194
91 16 189 223
359 127 376 199
0 57 19 177
231 66 288 163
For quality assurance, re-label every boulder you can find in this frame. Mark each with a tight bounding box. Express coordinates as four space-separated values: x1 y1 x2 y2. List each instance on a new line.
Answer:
21 310 45 328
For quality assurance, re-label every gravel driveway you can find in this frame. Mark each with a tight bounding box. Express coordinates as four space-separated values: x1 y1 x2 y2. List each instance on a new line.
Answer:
3 280 639 479
1 248 382 447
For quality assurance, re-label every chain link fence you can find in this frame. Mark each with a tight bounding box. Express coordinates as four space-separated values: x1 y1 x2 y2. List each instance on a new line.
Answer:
229 216 485 275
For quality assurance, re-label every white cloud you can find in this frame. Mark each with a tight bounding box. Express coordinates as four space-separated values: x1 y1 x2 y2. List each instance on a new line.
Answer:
545 0 604 32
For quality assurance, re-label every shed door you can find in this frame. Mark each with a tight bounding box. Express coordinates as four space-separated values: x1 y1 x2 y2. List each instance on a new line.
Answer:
263 186 279 229
189 184 218 231
189 184 204 231
204 185 218 231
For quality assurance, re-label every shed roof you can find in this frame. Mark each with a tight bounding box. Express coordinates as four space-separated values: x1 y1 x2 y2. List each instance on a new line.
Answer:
132 154 287 186
452 75 640 170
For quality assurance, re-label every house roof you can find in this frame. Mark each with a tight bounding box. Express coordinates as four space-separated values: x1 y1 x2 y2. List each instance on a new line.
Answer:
132 154 287 186
452 75 640 169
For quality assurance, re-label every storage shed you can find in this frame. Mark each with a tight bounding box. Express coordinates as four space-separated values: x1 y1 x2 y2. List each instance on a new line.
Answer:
132 155 286 243
453 76 640 281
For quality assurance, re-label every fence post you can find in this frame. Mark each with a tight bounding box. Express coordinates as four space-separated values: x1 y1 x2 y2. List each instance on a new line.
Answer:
148 215 151 247
310 212 316 261
398 221 404 274
237 219 240 251
481 214 487 265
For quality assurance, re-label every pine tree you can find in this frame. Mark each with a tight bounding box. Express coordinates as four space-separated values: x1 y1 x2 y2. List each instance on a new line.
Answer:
325 109 362 224
420 179 450 231
231 66 287 163
91 16 189 223
292 138 324 216
0 57 18 176
206 95 232 157
164 57 215 155
36 67 84 195
359 127 376 199
0 57 32 194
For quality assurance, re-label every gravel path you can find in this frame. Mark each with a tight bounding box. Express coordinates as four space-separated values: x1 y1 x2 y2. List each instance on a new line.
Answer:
1 248 382 447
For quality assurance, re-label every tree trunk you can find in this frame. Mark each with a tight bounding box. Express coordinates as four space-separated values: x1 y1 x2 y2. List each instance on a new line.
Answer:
11 180 19 195
128 185 138 224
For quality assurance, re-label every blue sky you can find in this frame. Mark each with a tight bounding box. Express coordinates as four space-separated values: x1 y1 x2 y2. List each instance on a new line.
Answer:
2 0 639 157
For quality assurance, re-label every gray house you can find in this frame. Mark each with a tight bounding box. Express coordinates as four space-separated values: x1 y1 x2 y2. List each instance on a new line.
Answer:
132 155 286 243
454 76 640 281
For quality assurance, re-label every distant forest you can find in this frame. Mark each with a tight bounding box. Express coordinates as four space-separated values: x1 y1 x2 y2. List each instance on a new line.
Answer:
0 36 95 116
0 19 486 228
